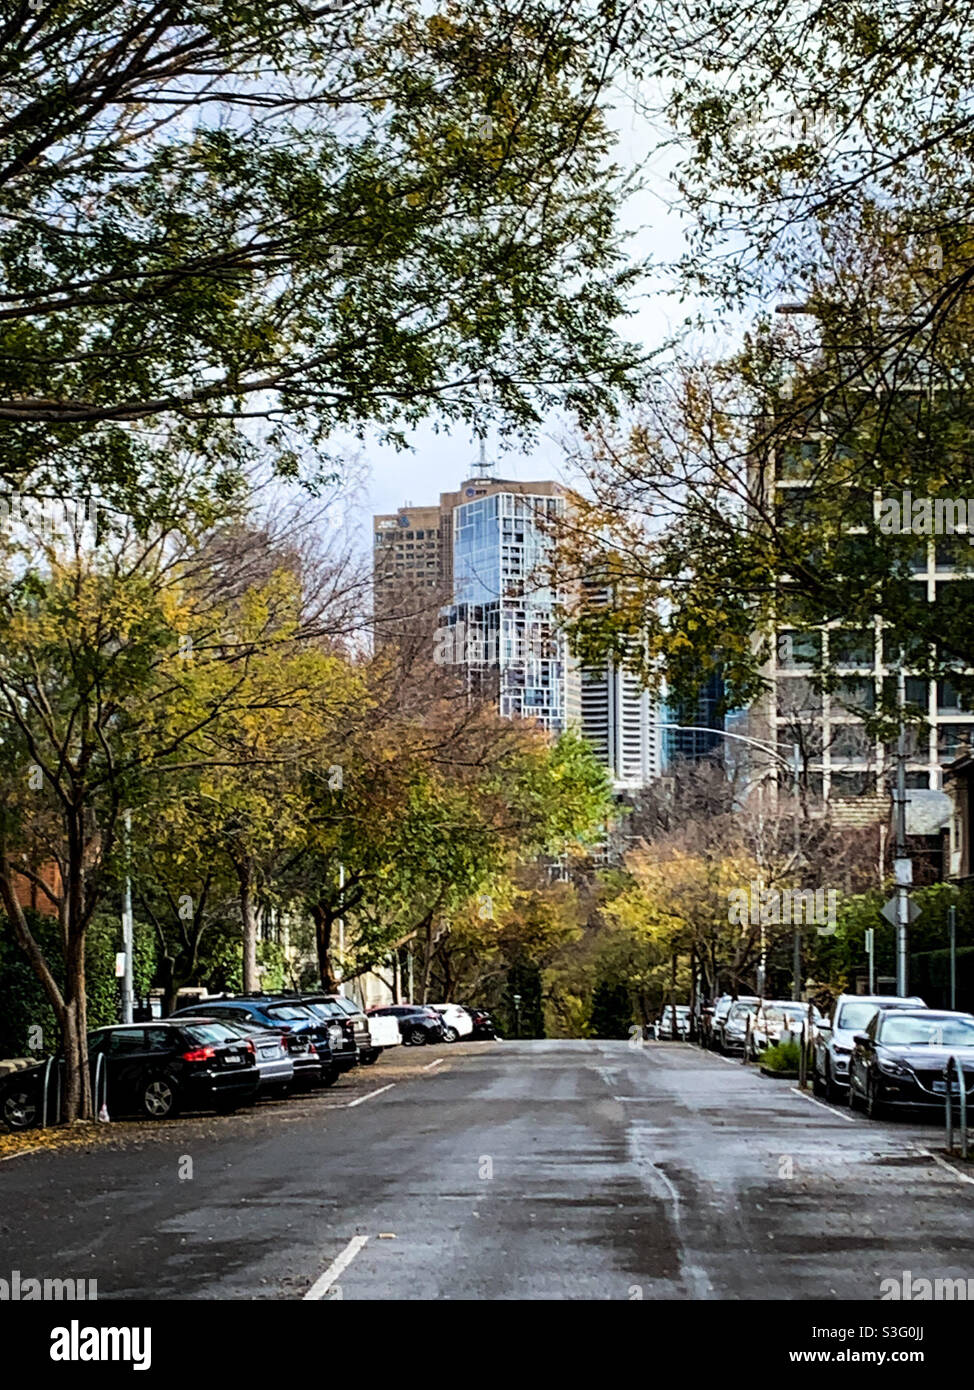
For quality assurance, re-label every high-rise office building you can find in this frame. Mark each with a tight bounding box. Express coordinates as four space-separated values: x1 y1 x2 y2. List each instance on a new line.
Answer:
372 463 663 784
749 417 970 821
581 659 663 786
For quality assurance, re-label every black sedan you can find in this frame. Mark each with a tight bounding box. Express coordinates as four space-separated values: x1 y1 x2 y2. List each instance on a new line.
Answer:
0 1021 260 1129
849 1008 974 1118
464 1006 499 1040
168 997 347 1085
368 1004 445 1046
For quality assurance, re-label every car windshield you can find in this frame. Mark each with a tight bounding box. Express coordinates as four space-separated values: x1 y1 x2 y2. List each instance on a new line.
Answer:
183 1023 241 1045
333 998 360 1016
265 1004 316 1021
837 1002 882 1031
303 1001 343 1018
880 1015 974 1047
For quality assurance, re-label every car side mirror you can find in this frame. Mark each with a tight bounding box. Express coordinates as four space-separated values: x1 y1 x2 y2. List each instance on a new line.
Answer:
853 1033 870 1046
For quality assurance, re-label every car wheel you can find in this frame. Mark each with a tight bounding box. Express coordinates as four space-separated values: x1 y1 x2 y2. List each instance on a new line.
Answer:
812 1062 826 1097
141 1078 178 1119
407 1027 427 1046
866 1078 887 1121
360 1050 379 1065
848 1071 863 1111
825 1065 844 1105
443 1026 459 1043
319 1065 340 1088
2 1088 39 1130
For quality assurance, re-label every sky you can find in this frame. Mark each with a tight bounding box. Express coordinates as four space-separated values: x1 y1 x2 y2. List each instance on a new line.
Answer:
338 95 702 562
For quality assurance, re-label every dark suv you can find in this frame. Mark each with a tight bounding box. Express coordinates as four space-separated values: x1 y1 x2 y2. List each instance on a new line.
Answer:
267 994 362 1072
0 1021 259 1129
169 997 347 1086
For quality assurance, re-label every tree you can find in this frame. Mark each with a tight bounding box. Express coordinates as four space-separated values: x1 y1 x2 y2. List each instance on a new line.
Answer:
0 504 355 1119
0 0 646 511
553 242 974 736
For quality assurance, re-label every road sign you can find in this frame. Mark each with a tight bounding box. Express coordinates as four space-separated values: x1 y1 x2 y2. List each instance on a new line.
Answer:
880 895 921 926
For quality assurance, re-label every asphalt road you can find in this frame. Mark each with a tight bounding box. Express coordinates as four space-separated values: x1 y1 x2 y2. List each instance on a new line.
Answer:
1 1039 972 1300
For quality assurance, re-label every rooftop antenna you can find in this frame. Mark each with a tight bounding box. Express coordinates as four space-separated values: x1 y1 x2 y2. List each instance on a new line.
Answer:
473 439 492 481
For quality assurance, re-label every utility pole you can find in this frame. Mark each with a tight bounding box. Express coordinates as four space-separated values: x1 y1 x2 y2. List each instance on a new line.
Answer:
337 862 345 996
895 658 910 997
865 927 875 994
121 809 134 1024
792 741 802 1002
949 904 957 1010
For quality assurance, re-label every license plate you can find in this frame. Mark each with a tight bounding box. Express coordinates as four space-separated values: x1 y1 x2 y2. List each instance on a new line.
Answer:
223 1050 242 1064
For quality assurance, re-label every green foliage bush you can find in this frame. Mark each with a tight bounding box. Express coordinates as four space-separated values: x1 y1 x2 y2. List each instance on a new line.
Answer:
0 910 156 1057
761 1040 801 1073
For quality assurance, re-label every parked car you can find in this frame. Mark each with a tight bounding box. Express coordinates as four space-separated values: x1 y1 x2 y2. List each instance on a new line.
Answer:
367 1004 445 1046
708 994 757 1051
718 997 760 1053
199 1018 294 1098
849 1007 974 1118
747 1000 824 1061
428 1003 473 1042
812 994 926 1102
270 994 362 1072
464 1006 499 1040
0 1021 260 1129
169 997 347 1086
360 1008 403 1062
655 1005 691 1040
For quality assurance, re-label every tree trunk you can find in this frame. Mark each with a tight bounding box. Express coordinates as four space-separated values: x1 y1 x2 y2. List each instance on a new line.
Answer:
418 911 435 1003
311 901 338 993
238 861 258 994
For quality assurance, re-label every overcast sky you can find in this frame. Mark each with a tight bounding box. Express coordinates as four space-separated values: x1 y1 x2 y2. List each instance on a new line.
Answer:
335 97 702 558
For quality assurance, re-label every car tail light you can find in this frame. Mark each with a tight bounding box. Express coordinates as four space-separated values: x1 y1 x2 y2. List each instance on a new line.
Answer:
245 1039 255 1056
182 1045 216 1062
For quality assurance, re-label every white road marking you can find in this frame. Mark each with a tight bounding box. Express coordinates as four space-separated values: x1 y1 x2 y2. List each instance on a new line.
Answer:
0 1146 42 1162
913 1144 974 1186
789 1087 855 1122
422 1058 445 1071
345 1084 395 1108
303 1235 369 1300
629 1129 714 1299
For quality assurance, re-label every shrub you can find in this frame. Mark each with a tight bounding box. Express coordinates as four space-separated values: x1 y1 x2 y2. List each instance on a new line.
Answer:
761 1040 801 1073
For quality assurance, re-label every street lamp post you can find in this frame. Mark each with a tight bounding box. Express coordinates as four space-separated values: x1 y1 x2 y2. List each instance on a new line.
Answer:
512 992 522 1039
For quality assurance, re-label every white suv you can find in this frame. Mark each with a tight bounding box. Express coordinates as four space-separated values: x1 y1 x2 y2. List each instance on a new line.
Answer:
428 1004 473 1042
812 994 925 1102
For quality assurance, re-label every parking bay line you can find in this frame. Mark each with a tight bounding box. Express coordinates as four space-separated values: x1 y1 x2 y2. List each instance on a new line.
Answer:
422 1058 445 1071
912 1144 974 1186
0 1146 43 1162
344 1084 396 1108
789 1087 855 1122
303 1235 369 1300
